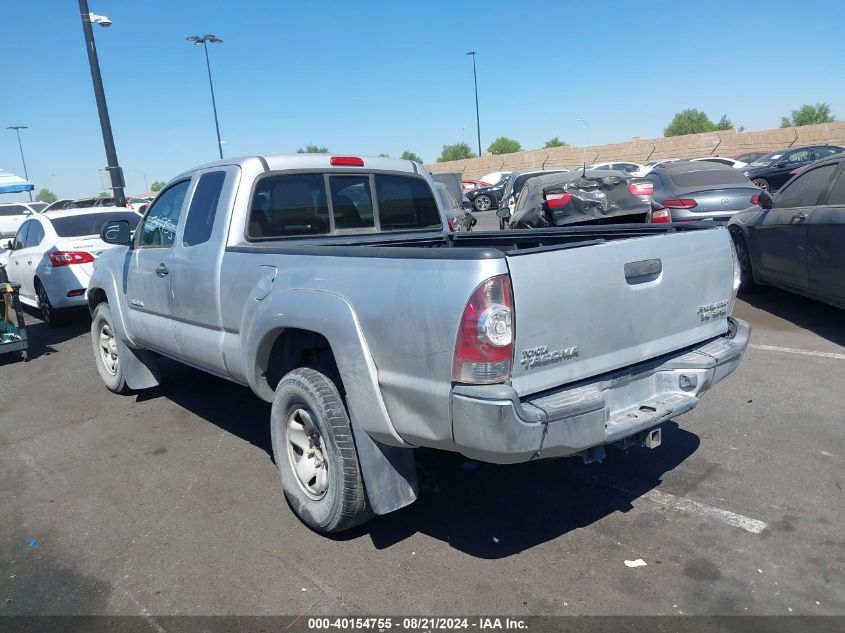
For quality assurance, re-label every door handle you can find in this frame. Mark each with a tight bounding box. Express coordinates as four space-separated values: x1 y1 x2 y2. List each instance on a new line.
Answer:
155 263 169 277
792 211 807 223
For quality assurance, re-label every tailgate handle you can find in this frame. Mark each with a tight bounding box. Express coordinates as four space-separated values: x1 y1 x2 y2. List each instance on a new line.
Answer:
624 258 662 281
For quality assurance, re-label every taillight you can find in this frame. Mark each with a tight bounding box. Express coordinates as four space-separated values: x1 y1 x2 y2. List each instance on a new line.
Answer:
330 156 364 166
751 194 759 205
453 275 514 384
627 182 654 196
546 192 572 208
48 251 95 267
661 198 698 209
650 209 672 223
446 217 457 231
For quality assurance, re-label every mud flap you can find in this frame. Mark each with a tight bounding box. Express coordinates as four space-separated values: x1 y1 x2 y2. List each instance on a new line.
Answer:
350 422 418 515
117 338 161 390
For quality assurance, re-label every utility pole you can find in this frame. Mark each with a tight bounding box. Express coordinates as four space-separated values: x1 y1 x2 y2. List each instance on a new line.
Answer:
467 51 482 156
6 126 32 201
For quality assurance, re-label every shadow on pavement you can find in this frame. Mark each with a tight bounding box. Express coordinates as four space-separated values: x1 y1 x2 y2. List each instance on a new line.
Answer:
342 421 699 557
127 357 701 559
740 287 845 347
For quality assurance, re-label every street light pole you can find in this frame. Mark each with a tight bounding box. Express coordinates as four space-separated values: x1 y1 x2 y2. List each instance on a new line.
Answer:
577 118 591 147
6 126 32 201
187 35 224 159
77 0 126 207
466 51 481 157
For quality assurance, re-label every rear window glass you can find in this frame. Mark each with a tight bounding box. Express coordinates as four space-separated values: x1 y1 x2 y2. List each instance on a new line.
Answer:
0 205 28 216
247 173 440 238
668 169 748 188
50 212 141 238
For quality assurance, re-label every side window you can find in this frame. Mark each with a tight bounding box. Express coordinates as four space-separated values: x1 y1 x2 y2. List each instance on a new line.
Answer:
138 180 191 248
785 149 813 165
183 171 226 247
777 164 837 208
330 176 375 230
12 222 30 250
375 175 441 231
815 147 841 160
24 221 45 247
824 166 845 205
248 174 329 238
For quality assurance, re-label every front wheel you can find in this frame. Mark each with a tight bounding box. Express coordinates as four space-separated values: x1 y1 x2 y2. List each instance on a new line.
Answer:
91 303 131 394
473 194 492 212
270 367 372 533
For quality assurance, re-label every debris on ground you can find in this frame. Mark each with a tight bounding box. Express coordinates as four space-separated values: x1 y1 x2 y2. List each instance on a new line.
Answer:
624 559 647 568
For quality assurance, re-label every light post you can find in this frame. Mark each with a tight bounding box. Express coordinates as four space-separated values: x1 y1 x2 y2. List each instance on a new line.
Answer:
6 126 31 201
186 34 224 159
77 1 126 207
466 51 481 157
577 118 591 147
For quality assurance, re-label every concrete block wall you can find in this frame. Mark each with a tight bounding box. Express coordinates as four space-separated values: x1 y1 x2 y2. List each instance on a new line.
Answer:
427 122 845 179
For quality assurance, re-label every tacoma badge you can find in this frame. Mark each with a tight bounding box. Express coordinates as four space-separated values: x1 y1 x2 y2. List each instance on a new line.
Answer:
521 345 579 370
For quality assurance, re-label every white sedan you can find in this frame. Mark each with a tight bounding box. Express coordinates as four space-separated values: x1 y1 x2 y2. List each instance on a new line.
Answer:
690 156 748 169
586 162 650 177
0 208 141 326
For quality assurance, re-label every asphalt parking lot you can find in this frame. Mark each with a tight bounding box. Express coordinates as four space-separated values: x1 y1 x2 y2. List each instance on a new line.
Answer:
1 288 844 617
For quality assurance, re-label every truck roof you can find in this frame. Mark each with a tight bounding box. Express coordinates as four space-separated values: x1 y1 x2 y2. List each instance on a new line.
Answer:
176 154 423 180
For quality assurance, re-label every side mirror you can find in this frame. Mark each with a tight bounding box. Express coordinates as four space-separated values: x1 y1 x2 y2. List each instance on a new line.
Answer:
757 189 774 210
776 161 787 168
100 219 132 245
23 209 32 216
496 206 511 219
4 240 13 251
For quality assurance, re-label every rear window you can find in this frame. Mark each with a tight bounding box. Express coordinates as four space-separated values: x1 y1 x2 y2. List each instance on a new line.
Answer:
0 205 28 217
50 212 141 238
247 173 441 239
668 169 748 188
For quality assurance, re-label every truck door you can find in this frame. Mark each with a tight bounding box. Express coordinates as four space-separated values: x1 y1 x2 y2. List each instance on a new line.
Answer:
169 166 239 374
125 179 192 354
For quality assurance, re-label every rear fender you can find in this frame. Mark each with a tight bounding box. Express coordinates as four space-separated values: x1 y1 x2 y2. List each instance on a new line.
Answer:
243 287 418 515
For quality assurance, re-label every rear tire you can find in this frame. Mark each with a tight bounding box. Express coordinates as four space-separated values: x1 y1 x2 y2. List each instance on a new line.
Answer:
752 178 769 191
270 367 372 533
730 229 759 293
91 303 131 394
35 280 65 328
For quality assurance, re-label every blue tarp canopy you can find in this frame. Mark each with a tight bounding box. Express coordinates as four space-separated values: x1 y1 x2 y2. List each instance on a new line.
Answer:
0 168 34 194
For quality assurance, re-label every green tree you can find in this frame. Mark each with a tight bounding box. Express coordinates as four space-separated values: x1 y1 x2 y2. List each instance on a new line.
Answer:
437 143 476 162
780 103 835 128
378 153 390 157
715 114 734 130
97 191 109 198
544 137 567 148
487 136 522 155
400 150 423 163
296 145 329 153
35 188 57 203
664 109 719 137
150 180 165 192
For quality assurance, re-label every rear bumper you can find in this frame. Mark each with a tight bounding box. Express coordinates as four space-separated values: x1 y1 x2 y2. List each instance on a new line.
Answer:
450 318 750 464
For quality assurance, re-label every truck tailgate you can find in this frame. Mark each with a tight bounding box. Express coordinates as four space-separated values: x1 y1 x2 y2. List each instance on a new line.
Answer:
507 228 735 396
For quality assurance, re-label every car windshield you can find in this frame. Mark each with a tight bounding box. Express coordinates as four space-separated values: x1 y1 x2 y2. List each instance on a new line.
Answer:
28 202 48 212
748 152 783 167
50 211 141 237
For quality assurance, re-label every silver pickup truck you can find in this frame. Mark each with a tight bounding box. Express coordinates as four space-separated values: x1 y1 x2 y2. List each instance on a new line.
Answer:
87 154 749 533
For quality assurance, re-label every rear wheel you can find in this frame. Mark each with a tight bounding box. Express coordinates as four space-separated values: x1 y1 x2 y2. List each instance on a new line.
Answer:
91 303 131 394
752 178 769 191
35 280 64 328
730 229 759 293
270 367 372 533
474 194 492 212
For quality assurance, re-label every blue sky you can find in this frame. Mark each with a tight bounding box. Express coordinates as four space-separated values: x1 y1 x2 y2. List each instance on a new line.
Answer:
2 0 844 199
